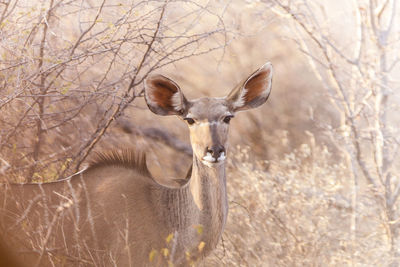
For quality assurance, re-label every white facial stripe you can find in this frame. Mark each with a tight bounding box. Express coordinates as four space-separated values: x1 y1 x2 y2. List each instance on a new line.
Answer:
189 121 222 128
200 121 219 126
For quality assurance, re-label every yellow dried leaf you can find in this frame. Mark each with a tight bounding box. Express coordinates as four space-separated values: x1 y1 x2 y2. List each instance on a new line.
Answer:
166 233 174 243
185 251 191 260
162 248 169 257
60 86 69 95
21 220 28 230
198 241 205 252
148 249 157 262
194 224 203 235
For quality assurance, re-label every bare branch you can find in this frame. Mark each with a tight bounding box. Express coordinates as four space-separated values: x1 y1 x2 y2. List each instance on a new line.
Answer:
74 0 169 171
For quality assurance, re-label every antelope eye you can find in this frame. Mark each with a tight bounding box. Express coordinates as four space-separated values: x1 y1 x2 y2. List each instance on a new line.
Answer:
223 115 234 124
184 118 195 125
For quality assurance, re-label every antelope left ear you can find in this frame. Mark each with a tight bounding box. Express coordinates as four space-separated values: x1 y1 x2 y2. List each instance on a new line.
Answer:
226 62 273 112
144 74 189 116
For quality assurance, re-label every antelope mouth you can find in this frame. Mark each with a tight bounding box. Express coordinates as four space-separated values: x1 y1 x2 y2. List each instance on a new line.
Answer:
201 152 226 166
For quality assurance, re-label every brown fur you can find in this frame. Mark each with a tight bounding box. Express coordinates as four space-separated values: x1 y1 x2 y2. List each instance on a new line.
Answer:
244 70 270 103
152 80 176 109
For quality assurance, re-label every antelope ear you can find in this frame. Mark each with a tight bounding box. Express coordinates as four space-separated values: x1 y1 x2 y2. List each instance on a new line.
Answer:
226 62 273 112
144 74 189 116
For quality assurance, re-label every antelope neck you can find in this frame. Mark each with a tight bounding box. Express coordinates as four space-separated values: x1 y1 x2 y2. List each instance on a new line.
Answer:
190 155 226 209
159 155 228 234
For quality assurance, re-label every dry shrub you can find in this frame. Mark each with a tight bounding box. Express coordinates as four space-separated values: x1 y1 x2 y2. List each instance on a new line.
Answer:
203 136 393 266
0 0 229 182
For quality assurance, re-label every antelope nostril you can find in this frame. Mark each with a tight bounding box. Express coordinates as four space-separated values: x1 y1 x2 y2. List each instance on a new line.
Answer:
215 149 223 158
207 145 225 158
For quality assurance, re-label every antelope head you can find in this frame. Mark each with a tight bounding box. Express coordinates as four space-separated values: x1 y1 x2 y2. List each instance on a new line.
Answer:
144 62 273 168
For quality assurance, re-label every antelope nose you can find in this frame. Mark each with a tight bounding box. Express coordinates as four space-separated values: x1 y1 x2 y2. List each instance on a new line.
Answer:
206 145 226 161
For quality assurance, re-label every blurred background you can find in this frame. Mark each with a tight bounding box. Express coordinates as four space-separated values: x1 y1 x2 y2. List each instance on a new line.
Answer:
1 0 399 265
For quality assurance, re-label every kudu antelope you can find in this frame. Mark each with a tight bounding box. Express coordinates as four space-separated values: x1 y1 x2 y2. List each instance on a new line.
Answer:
0 62 273 266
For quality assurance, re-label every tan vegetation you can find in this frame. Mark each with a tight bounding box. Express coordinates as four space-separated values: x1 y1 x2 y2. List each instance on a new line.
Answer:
1 0 399 266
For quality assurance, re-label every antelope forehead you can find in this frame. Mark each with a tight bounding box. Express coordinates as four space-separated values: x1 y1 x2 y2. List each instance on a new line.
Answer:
193 121 222 127
187 98 230 120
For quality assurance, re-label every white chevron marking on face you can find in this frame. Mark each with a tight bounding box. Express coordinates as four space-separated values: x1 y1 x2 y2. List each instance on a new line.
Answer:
192 121 220 127
201 151 226 168
202 152 215 163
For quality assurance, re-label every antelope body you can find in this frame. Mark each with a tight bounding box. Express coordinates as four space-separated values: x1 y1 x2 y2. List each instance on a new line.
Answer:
0 63 273 266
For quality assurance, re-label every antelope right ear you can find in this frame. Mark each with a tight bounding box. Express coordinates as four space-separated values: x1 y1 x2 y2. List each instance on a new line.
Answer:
144 75 189 116
226 62 273 112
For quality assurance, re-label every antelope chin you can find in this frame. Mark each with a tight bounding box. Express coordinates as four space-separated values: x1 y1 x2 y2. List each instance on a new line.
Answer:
201 152 226 167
